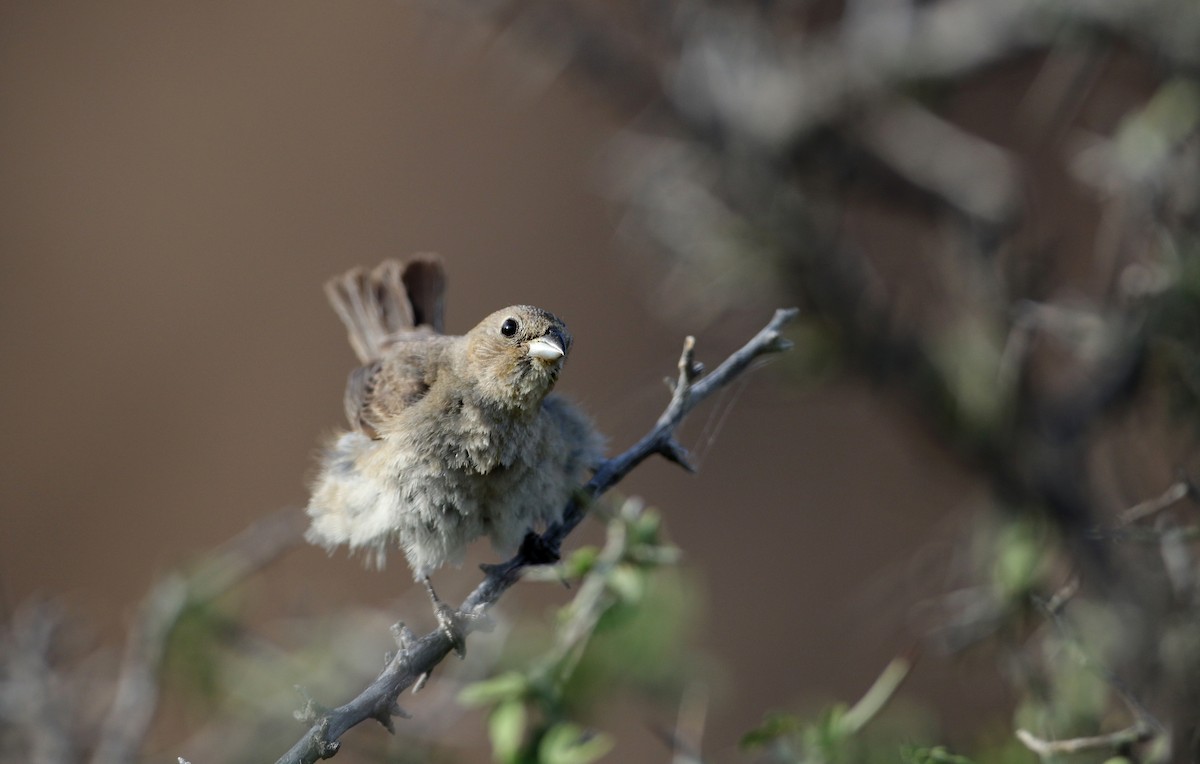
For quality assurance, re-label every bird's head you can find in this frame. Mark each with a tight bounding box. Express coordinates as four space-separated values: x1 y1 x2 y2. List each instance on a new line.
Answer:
464 305 573 410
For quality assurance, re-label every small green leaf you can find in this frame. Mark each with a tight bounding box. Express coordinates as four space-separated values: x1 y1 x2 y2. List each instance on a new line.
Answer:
488 700 527 763
606 564 645 603
901 745 975 764
459 672 530 707
538 722 613 764
810 704 850 756
563 547 600 579
740 712 803 750
627 544 682 567
629 508 662 544
992 522 1042 598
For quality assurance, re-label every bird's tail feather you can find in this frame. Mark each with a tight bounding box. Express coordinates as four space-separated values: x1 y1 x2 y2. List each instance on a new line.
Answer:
324 255 447 363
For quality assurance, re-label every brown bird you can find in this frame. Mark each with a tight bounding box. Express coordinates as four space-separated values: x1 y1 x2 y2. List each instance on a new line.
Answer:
305 255 604 580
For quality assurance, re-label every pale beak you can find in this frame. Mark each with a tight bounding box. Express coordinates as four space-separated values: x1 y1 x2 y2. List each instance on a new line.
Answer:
528 336 565 361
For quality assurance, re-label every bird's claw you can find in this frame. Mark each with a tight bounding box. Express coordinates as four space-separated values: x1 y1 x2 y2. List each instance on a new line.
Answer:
422 578 491 658
519 531 560 566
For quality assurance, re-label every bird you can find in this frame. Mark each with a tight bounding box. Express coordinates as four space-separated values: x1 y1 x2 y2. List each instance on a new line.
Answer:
304 255 605 583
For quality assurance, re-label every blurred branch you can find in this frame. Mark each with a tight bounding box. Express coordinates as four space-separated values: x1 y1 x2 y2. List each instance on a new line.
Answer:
451 0 1200 151
90 508 306 764
655 681 708 764
1019 576 1169 762
1016 723 1155 759
739 654 915 756
433 0 667 114
854 99 1021 226
1117 478 1194 526
0 605 78 764
275 308 797 764
429 0 1200 757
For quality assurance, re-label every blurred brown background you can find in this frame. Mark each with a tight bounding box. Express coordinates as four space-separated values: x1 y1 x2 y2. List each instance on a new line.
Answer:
0 1 1023 759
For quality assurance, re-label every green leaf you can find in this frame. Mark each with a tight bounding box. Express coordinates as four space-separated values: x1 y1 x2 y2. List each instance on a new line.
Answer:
810 704 850 757
606 564 645 603
488 700 527 764
992 521 1042 599
740 712 803 750
165 596 238 707
901 745 975 764
629 508 662 544
460 671 530 708
538 722 613 764
563 547 600 579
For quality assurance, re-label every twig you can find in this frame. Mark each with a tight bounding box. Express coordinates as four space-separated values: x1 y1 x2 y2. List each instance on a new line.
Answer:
1016 723 1155 758
664 682 708 764
1117 479 1192 526
838 654 915 736
275 308 797 764
455 0 1200 153
854 98 1020 226
1020 584 1168 761
1043 577 1080 616
543 501 633 676
90 508 306 764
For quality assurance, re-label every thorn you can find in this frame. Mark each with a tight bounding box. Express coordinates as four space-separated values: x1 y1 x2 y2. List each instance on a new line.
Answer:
663 376 676 392
413 671 430 694
384 650 395 668
660 440 697 473
390 621 416 653
369 698 410 734
374 710 396 735
678 336 698 384
766 334 794 353
479 561 504 577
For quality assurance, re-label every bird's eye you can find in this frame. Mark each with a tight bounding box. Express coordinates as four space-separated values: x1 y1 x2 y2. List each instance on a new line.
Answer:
500 318 519 337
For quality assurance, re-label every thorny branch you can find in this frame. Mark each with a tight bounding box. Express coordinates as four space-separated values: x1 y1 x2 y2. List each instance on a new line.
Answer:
275 308 797 764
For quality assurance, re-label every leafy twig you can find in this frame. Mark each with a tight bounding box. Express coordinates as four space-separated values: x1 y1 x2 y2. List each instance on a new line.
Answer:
91 508 306 764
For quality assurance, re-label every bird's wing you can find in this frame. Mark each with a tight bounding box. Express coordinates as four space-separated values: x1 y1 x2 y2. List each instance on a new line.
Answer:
344 338 446 438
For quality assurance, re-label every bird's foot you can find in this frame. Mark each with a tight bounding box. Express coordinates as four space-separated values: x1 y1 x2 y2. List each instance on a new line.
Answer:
519 531 560 566
422 578 491 658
